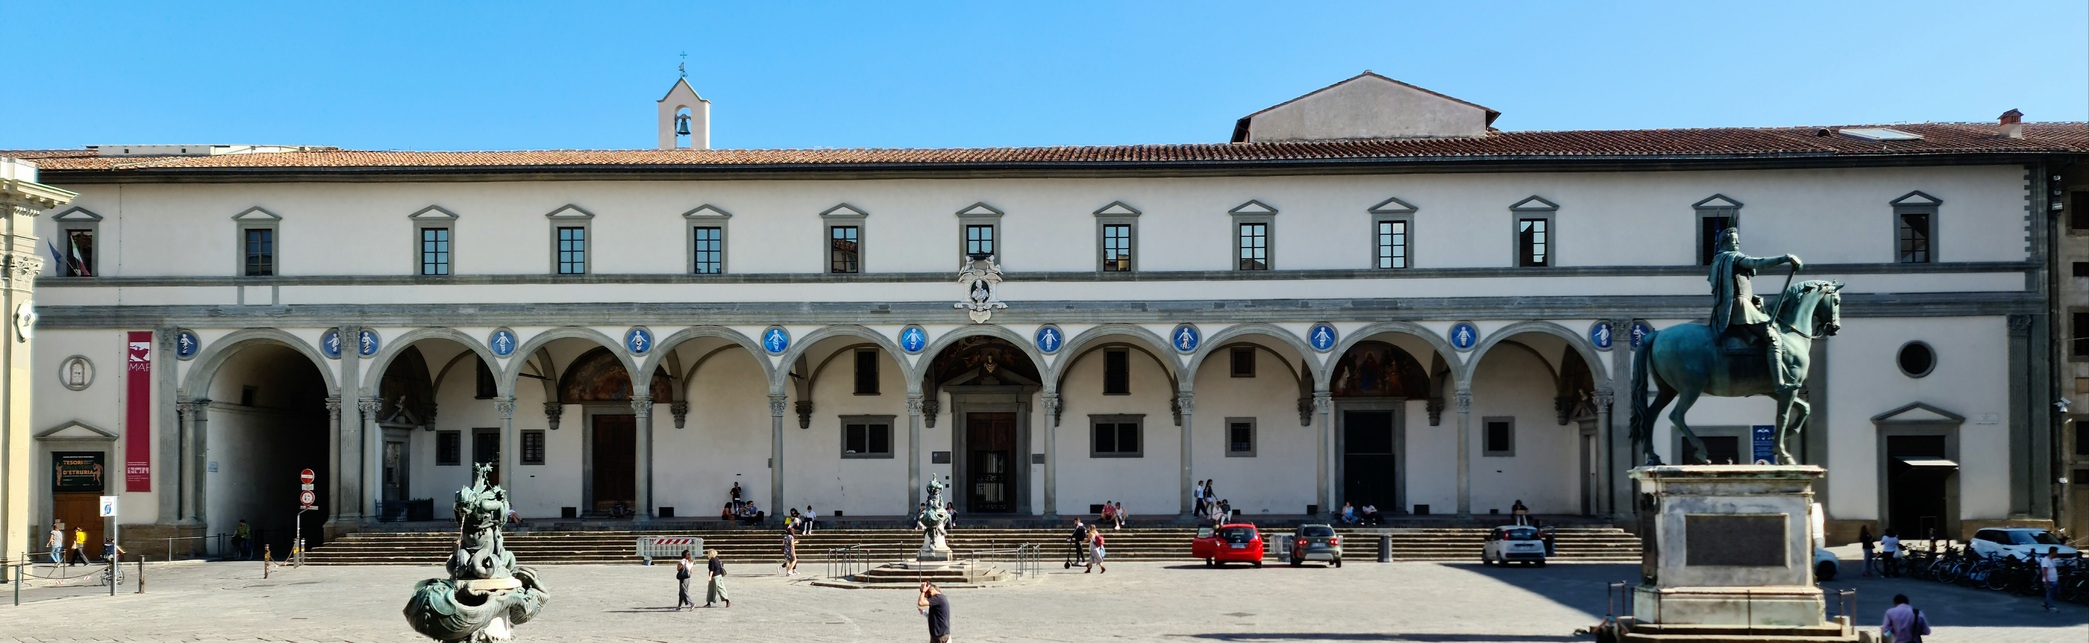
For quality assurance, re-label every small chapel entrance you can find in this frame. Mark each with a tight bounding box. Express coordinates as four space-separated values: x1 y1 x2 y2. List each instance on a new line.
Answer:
966 413 1017 513
1330 339 1429 514
1341 410 1399 512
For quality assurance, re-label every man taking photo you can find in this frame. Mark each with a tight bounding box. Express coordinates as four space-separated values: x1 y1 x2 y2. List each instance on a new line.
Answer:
916 581 951 643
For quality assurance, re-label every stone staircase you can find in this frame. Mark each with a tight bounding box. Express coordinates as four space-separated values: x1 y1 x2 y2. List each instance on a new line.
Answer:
304 525 1641 566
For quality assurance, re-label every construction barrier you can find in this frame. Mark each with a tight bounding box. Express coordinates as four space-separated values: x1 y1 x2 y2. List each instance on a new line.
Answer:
635 536 703 565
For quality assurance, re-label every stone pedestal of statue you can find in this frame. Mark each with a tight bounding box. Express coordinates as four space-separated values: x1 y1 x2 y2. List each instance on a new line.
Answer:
1629 465 1825 628
918 528 952 563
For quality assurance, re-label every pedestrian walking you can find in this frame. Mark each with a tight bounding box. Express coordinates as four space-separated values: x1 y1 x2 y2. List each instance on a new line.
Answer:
1067 518 1088 566
917 581 952 643
235 519 253 560
1859 526 1876 577
2040 547 2062 612
780 528 800 577
803 505 817 534
703 549 731 608
674 550 697 611
1880 593 1929 643
68 526 89 566
46 526 63 565
1085 525 1108 574
1880 529 1901 577
1192 480 1207 516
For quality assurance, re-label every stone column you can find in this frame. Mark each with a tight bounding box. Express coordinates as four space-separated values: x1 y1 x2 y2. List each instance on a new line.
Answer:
0 159 71 567
1593 389 1614 517
494 397 517 505
906 393 923 513
1313 391 1332 515
1609 317 1636 519
1455 389 1472 518
176 400 210 523
324 396 344 525
631 395 653 521
357 397 382 523
1040 391 1060 518
768 394 787 511
1177 391 1195 517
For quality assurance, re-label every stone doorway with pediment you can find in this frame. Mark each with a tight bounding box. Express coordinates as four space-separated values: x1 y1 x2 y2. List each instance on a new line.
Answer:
927 336 1041 515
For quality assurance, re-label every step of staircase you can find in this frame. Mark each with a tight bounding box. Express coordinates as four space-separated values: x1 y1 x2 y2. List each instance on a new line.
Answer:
305 526 1641 566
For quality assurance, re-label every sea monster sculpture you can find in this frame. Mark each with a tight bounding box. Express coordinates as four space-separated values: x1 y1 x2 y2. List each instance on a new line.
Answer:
404 463 549 642
918 477 952 558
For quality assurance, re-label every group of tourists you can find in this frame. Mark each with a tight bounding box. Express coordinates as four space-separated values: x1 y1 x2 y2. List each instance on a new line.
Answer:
1066 518 1108 573
43 523 125 566
672 548 731 610
1859 526 1903 577
1193 480 1233 524
1098 501 1129 529
1337 501 1383 525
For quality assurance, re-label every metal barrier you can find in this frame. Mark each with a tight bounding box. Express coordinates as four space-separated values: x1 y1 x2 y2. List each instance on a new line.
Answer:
1606 581 1634 620
959 544 1041 579
1824 588 1857 625
635 536 704 565
825 544 870 579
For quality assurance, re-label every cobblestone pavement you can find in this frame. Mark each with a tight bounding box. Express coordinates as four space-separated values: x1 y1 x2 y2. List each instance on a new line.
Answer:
0 557 2081 642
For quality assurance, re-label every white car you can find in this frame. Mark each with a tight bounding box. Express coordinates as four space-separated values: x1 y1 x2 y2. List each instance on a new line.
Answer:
1967 528 2077 562
1482 525 1547 567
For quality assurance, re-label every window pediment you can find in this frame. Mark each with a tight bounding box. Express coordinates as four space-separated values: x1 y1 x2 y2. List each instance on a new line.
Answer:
682 204 733 219
1229 199 1278 216
1509 196 1558 212
544 204 595 220
409 205 460 220
956 202 1004 218
35 420 118 442
1094 201 1141 217
821 203 869 219
1369 197 1418 215
1890 191 1943 208
1693 194 1743 210
232 206 283 221
1870 401 1964 425
52 207 103 222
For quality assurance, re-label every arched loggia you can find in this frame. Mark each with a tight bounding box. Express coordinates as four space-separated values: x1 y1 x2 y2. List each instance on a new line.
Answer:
177 330 338 550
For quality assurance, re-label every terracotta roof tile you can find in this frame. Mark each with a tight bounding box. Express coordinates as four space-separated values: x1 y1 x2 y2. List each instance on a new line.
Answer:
10 122 2085 174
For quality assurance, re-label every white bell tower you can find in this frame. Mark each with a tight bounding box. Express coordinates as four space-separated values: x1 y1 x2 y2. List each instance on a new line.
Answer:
658 62 710 150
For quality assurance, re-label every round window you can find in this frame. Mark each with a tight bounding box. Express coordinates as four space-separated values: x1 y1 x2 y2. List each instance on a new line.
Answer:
1897 342 1936 378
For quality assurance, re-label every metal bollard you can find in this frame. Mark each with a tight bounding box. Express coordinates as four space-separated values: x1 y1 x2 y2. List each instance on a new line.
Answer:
14 562 21 606
1378 533 1391 563
137 556 145 594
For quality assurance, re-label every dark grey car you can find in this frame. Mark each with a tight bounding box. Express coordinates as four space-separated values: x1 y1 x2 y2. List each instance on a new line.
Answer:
1290 524 1343 567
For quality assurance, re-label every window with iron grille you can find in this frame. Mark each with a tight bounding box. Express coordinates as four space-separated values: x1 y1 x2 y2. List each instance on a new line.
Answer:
841 417 894 458
1483 418 1515 456
437 430 461 466
1230 346 1255 378
520 430 546 465
1091 416 1143 457
1226 418 1256 457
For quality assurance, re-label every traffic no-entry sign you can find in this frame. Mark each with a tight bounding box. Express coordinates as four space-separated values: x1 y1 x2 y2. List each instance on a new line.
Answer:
300 469 315 484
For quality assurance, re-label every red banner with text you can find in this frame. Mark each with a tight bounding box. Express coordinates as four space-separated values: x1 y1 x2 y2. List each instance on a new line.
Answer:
125 331 151 491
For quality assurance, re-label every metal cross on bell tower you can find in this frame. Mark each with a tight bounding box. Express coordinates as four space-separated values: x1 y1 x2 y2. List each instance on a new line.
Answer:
678 51 687 79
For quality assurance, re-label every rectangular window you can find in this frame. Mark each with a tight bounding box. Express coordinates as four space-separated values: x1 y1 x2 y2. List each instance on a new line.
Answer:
1376 220 1408 269
692 226 722 275
1102 223 1133 272
1483 418 1515 456
556 226 587 274
2074 423 2089 455
1237 222 1268 270
2075 262 2089 278
853 349 879 395
62 228 95 276
436 430 461 466
1102 348 1130 395
1699 216 1733 266
474 358 497 399
1225 418 1256 457
2073 312 2089 358
829 225 860 274
2071 192 2089 231
1091 417 1143 457
841 417 894 458
243 228 275 276
1516 218 1549 267
1897 212 1932 263
964 224 995 257
419 227 451 276
1230 346 1255 378
520 430 545 465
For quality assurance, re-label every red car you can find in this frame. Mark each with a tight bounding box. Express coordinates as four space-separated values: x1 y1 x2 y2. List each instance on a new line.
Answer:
1192 523 1265 567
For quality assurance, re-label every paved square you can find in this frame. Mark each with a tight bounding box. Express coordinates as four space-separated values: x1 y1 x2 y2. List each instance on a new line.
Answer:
1 557 2081 642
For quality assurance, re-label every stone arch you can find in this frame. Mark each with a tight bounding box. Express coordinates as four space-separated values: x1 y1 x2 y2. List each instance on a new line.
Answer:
1183 323 1324 391
359 328 500 396
179 328 339 400
910 325 1048 388
498 327 631 400
1051 323 1181 392
1325 322 1461 392
1463 320 1609 388
637 326 773 394
772 324 911 393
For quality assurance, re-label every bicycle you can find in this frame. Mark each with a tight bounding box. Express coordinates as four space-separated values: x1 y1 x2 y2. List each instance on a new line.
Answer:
98 561 124 587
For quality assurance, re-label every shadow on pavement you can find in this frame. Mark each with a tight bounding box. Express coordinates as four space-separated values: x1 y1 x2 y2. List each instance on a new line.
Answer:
1178 634 1584 641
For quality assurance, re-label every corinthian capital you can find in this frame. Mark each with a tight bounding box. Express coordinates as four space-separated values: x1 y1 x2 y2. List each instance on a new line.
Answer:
629 395 653 416
494 397 517 418
768 395 789 417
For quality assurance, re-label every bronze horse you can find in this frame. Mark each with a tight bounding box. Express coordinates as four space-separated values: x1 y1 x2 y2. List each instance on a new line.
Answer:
1629 280 1844 465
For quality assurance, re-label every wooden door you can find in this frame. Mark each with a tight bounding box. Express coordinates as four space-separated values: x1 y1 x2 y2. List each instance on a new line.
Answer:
1341 411 1396 511
966 413 1016 513
472 428 500 486
592 415 637 512
53 492 102 554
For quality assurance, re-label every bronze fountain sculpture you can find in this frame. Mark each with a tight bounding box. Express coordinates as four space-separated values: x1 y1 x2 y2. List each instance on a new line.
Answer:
404 463 550 642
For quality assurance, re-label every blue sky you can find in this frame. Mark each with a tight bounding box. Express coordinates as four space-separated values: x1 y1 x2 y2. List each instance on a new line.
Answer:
6 1 2084 151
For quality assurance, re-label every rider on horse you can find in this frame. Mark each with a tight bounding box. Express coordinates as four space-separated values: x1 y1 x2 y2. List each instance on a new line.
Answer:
1707 228 1803 393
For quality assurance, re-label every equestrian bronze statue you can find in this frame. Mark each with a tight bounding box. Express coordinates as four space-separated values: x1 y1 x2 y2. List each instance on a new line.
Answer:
1629 228 1844 465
